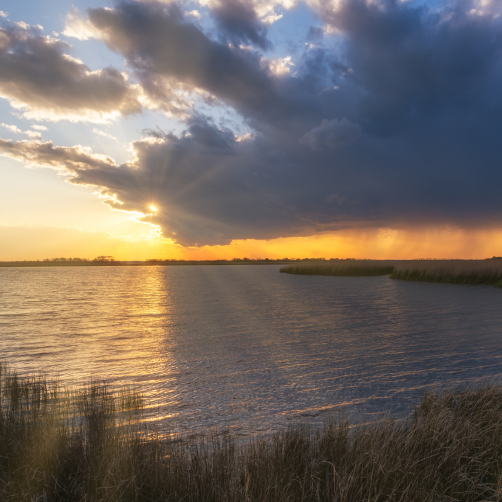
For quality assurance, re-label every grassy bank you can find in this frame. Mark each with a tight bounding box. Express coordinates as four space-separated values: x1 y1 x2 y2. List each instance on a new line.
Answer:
280 259 502 287
390 259 502 287
280 260 395 277
3 364 502 500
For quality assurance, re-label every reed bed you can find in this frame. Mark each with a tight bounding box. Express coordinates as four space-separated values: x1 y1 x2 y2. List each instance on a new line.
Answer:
4 362 502 500
280 260 395 277
390 259 502 287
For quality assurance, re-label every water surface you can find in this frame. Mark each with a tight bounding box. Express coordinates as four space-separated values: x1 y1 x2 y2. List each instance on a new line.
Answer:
1 265 502 437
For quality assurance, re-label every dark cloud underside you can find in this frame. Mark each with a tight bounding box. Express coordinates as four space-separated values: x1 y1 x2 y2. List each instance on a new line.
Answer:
1 0 502 246
211 0 272 50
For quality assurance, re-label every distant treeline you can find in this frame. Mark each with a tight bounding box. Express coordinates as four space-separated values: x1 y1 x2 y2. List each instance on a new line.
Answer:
0 256 121 267
146 257 348 264
0 257 357 267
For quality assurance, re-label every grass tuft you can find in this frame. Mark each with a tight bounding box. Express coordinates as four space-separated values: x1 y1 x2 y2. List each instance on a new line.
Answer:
3 362 502 500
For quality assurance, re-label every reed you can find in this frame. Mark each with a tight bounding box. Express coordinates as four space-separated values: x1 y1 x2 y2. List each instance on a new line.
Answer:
4 362 502 500
280 260 395 277
390 259 502 287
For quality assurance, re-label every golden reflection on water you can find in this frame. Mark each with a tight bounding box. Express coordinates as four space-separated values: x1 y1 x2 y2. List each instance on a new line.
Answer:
2 265 502 437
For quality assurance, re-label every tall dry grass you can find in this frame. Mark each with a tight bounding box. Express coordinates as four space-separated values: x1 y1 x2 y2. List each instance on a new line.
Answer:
280 260 395 277
391 259 502 287
3 361 502 500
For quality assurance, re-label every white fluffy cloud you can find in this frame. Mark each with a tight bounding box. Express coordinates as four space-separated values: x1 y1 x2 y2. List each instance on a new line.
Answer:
1 123 42 139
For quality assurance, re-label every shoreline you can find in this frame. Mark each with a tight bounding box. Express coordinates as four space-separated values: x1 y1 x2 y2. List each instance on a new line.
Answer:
0 260 293 267
280 259 502 287
2 363 502 501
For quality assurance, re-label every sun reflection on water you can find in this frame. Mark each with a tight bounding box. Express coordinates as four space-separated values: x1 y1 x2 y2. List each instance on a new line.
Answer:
1 265 502 438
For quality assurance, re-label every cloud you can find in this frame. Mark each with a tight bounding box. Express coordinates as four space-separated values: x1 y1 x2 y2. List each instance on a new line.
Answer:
69 2 341 128
1 123 42 138
3 0 502 248
312 0 502 134
0 123 323 246
62 7 102 41
185 10 201 20
211 0 272 50
0 138 117 173
306 26 324 42
261 55 295 76
77 2 289 123
300 118 361 150
325 193 347 205
196 0 293 25
0 17 142 122
92 128 122 143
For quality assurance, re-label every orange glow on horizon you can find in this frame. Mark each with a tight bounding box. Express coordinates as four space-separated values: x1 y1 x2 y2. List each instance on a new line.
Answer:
2 225 502 261
175 228 502 261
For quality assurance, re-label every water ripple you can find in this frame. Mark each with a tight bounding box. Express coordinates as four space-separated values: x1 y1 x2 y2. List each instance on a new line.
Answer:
1 265 502 437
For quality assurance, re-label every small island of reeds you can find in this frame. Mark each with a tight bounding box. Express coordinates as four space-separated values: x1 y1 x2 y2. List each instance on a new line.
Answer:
390 259 502 287
3 362 502 501
280 258 502 287
280 259 395 277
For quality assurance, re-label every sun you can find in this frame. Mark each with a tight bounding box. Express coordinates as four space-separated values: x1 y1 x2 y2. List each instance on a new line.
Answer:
149 205 158 212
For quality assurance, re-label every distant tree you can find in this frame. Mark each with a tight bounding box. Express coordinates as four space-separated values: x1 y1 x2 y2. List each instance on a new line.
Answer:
93 256 116 262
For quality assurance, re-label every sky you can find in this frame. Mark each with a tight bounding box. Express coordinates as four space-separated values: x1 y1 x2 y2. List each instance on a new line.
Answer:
0 0 502 260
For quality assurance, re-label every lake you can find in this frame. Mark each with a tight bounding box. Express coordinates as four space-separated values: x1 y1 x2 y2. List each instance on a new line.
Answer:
1 265 502 438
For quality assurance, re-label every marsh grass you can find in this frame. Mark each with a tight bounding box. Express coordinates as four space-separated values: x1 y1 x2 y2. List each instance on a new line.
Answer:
281 259 502 287
3 361 502 501
280 260 395 277
390 259 502 287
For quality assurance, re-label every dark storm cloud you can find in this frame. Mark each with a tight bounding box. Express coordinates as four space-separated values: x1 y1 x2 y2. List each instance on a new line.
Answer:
4 111 502 248
300 118 361 151
3 0 502 246
211 0 272 50
0 18 141 121
319 0 502 135
77 1 355 128
0 129 318 246
85 2 283 121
